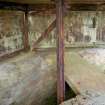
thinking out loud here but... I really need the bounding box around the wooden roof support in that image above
[0,1,102,12]
[0,1,27,11]
[56,0,65,104]
[32,19,56,50]
[0,48,24,61]
[23,11,30,51]
[0,1,104,12]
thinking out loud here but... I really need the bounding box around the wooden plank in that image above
[0,48,24,61]
[1,0,105,5]
[0,2,101,12]
[0,1,27,11]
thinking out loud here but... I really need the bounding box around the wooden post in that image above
[23,11,30,51]
[56,0,65,104]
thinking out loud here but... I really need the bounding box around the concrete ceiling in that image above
[0,0,105,4]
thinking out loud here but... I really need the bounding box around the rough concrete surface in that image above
[79,48,105,72]
[0,52,57,105]
[61,90,105,105]
[61,48,105,105]
[1,48,105,105]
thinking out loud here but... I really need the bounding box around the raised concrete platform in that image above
[65,52,105,94]
[46,49,105,94]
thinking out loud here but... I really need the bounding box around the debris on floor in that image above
[61,90,105,105]
[79,48,105,73]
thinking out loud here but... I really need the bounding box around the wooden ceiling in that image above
[0,0,50,4]
[0,0,105,12]
[0,0,105,4]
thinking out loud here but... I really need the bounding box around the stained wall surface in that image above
[0,10,24,56]
[28,11,105,48]
[1,11,105,55]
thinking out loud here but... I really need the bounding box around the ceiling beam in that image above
[28,4,104,16]
[0,1,105,12]
[28,3,98,11]
[0,1,27,11]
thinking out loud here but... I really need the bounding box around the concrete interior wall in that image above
[0,10,24,56]
[28,11,105,48]
[1,11,105,54]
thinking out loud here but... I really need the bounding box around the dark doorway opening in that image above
[65,82,76,101]
[43,82,76,105]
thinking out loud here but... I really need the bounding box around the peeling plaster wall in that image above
[29,11,105,48]
[0,10,24,56]
[1,11,105,53]
[28,14,56,48]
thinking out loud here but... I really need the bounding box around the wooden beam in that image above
[23,11,30,50]
[0,48,24,61]
[32,19,56,50]
[56,0,65,104]
[28,4,98,14]
[0,1,103,12]
[28,3,55,11]
[27,3,105,12]
[70,0,105,4]
[0,1,27,11]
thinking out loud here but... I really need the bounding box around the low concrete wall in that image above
[0,52,57,105]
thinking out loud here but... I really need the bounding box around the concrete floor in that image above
[0,51,57,105]
[0,48,105,105]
